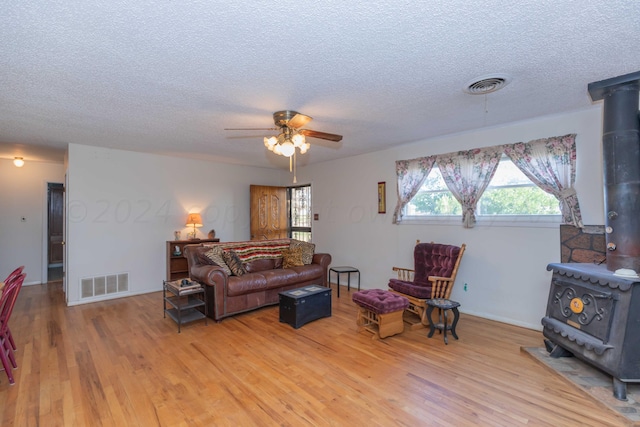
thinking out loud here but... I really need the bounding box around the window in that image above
[478,157,561,216]
[405,157,560,221]
[288,185,312,241]
[405,167,460,216]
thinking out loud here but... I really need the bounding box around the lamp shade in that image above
[185,213,203,228]
[279,140,295,157]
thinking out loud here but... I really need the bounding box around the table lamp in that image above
[185,213,203,239]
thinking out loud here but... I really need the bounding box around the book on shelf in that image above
[166,280,202,294]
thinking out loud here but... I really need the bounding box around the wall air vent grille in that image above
[80,273,129,299]
[464,74,512,95]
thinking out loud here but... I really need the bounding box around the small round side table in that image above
[426,298,461,344]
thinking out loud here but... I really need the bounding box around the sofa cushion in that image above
[290,240,315,265]
[203,247,232,276]
[223,250,246,276]
[258,269,302,288]
[226,273,268,296]
[244,258,277,273]
[288,264,324,282]
[274,257,283,269]
[282,247,304,268]
[259,264,323,289]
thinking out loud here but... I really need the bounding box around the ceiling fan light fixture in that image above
[292,133,305,147]
[279,140,295,157]
[227,109,342,182]
[264,130,306,158]
[264,136,277,150]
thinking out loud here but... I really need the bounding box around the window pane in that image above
[291,231,312,242]
[290,185,311,241]
[479,186,560,215]
[488,159,532,186]
[406,168,461,215]
[291,186,311,228]
[478,158,561,215]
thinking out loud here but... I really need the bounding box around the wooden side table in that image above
[426,298,461,344]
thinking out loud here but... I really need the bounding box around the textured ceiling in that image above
[2,1,640,168]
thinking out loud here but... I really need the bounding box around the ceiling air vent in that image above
[464,74,512,95]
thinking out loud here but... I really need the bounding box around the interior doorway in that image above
[47,182,64,283]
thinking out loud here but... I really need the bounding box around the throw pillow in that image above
[289,240,315,265]
[203,247,233,275]
[222,250,246,276]
[282,247,304,269]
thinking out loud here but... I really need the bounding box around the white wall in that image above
[65,144,285,305]
[301,107,605,330]
[0,159,65,285]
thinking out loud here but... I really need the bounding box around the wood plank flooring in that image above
[0,283,629,426]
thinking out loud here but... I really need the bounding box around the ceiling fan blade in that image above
[299,129,343,142]
[287,113,313,129]
[224,127,278,131]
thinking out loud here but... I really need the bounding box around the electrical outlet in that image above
[464,283,468,292]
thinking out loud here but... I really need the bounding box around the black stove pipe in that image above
[588,71,640,272]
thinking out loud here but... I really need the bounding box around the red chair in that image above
[2,266,24,351]
[0,272,25,385]
[3,266,24,285]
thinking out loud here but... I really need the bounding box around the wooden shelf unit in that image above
[166,239,219,281]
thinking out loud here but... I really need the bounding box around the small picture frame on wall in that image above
[378,181,386,214]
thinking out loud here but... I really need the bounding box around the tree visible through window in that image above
[406,156,560,217]
[289,185,312,241]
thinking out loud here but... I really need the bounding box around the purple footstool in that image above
[352,289,409,339]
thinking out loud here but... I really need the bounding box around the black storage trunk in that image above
[279,285,332,328]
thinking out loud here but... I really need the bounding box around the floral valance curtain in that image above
[393,133,583,228]
[392,156,436,224]
[437,147,503,228]
[504,133,582,227]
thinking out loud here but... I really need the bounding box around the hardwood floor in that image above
[0,283,628,426]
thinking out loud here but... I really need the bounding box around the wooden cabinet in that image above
[166,239,219,281]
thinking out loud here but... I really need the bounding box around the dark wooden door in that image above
[48,184,64,265]
[250,185,288,240]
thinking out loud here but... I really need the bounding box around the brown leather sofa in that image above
[184,239,332,321]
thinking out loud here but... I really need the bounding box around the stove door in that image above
[547,278,616,344]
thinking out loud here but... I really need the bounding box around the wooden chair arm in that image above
[428,276,455,299]
[392,266,414,281]
[428,276,454,283]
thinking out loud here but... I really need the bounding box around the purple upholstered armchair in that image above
[388,242,466,328]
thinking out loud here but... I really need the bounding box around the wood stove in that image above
[543,262,640,400]
[542,70,640,401]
